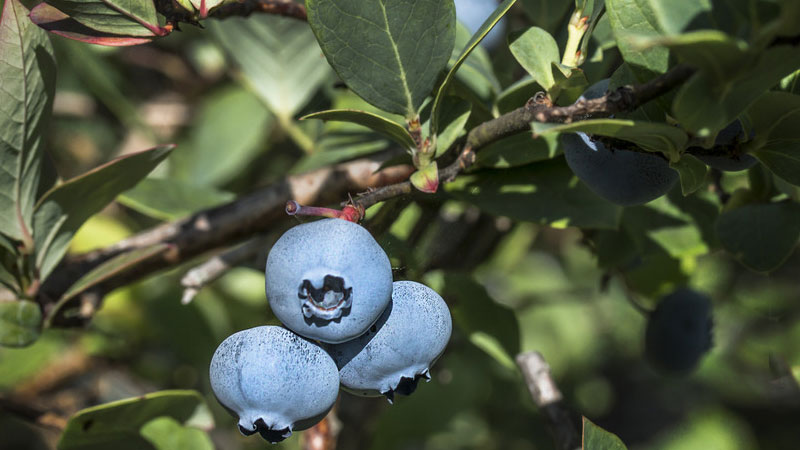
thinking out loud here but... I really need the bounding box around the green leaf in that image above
[629,30,748,83]
[495,77,540,114]
[0,0,56,244]
[306,0,456,117]
[33,145,174,280]
[431,0,515,135]
[475,133,560,168]
[509,26,561,93]
[118,178,235,222]
[445,158,623,229]
[670,153,708,195]
[582,417,628,450]
[301,109,416,150]
[58,390,210,450]
[60,244,169,305]
[747,91,800,143]
[170,86,273,187]
[449,22,502,105]
[0,300,41,347]
[532,119,688,158]
[441,273,520,370]
[44,0,163,37]
[753,141,800,187]
[606,0,668,80]
[673,45,800,137]
[422,96,472,157]
[29,2,152,46]
[209,13,331,120]
[715,202,800,273]
[647,0,710,35]
[140,417,214,450]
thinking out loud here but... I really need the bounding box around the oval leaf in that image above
[670,153,708,195]
[44,0,165,37]
[58,390,210,450]
[715,202,800,273]
[301,109,416,150]
[30,3,152,46]
[753,141,800,187]
[0,0,56,244]
[509,26,560,92]
[0,300,42,347]
[306,0,456,117]
[33,145,175,280]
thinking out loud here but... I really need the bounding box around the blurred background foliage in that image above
[1,0,800,449]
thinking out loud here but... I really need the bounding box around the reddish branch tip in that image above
[285,201,363,223]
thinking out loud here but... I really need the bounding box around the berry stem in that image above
[286,201,363,223]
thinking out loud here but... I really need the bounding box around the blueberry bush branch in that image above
[516,352,580,450]
[36,63,698,325]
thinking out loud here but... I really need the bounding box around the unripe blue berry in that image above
[562,79,679,206]
[265,218,393,344]
[209,326,339,443]
[325,281,452,403]
[645,288,714,375]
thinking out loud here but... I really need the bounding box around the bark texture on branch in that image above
[516,352,580,450]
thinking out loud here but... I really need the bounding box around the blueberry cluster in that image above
[209,218,452,443]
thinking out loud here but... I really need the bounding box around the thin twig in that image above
[180,236,267,305]
[516,352,580,450]
[352,64,697,212]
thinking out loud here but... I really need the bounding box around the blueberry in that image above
[455,0,506,50]
[562,79,679,206]
[645,288,714,375]
[265,218,393,344]
[209,326,339,443]
[694,120,757,172]
[325,281,452,403]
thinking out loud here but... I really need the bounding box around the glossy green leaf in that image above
[606,0,668,80]
[441,273,520,369]
[673,45,800,137]
[140,417,214,450]
[209,13,331,120]
[170,86,272,187]
[753,141,800,187]
[306,0,456,117]
[0,0,56,244]
[58,390,210,450]
[532,119,687,158]
[33,145,174,280]
[715,202,800,273]
[445,158,623,229]
[509,26,560,92]
[431,0,514,135]
[475,133,560,168]
[583,417,628,450]
[495,77,540,114]
[0,300,41,347]
[670,153,708,195]
[301,109,416,150]
[44,0,163,37]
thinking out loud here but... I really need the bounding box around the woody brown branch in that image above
[39,64,695,325]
